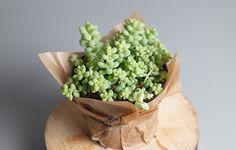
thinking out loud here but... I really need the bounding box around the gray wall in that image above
[0,0,235,149]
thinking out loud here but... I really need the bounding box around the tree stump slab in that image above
[45,93,199,150]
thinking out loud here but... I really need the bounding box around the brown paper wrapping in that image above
[38,12,182,150]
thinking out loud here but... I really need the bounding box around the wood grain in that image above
[45,93,199,150]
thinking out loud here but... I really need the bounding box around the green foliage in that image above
[61,19,171,110]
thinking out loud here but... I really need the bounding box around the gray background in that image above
[0,0,235,149]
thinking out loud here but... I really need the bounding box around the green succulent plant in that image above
[61,19,171,110]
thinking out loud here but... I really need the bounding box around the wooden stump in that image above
[45,93,199,150]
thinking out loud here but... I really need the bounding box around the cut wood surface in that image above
[45,93,199,150]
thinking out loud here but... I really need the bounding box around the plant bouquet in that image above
[39,12,198,150]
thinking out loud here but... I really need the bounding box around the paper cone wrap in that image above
[38,12,183,149]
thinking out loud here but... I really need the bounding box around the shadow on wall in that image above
[0,59,62,150]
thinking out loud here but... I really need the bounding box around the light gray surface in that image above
[0,0,235,149]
